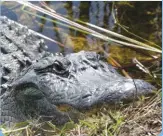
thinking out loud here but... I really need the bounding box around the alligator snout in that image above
[75,78,155,109]
[99,78,155,102]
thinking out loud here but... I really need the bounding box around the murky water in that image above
[1,1,162,84]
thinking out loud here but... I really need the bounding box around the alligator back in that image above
[0,16,48,92]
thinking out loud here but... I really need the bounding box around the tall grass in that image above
[16,1,162,53]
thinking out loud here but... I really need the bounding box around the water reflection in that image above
[2,1,161,50]
[115,1,162,45]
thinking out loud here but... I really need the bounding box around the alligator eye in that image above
[53,61,65,73]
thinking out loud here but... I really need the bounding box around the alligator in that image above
[0,16,155,126]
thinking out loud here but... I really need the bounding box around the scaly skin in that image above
[0,16,155,126]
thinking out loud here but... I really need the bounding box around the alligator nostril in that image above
[82,94,92,99]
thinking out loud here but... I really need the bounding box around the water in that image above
[1,1,162,84]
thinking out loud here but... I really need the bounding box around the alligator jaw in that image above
[72,78,155,109]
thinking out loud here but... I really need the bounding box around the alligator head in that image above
[7,51,155,125]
